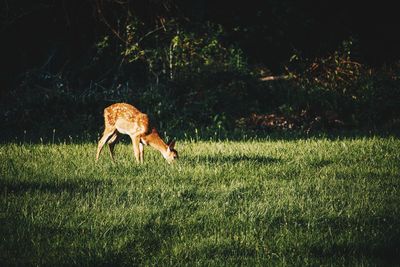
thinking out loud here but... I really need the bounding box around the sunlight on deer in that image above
[95,103,178,164]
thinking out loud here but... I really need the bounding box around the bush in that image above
[1,27,399,142]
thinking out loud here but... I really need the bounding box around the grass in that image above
[1,137,399,266]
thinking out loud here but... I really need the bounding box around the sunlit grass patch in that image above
[1,137,399,265]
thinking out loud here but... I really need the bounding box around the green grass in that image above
[1,137,400,266]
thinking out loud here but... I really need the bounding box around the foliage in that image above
[1,2,399,141]
[263,40,400,132]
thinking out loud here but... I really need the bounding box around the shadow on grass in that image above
[256,213,400,265]
[185,154,281,165]
[0,177,112,195]
[0,206,178,266]
[308,159,333,168]
[308,216,400,265]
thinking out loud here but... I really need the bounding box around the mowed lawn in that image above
[1,137,399,266]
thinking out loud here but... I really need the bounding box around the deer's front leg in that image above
[130,134,141,163]
[139,142,144,163]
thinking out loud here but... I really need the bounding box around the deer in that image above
[95,103,178,164]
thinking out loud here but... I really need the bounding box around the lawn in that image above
[1,137,399,265]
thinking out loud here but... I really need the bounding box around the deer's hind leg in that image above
[107,132,119,161]
[96,127,116,162]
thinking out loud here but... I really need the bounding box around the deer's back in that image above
[104,103,149,133]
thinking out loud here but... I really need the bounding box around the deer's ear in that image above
[168,140,176,149]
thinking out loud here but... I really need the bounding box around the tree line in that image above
[1,0,399,141]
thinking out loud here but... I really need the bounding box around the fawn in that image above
[95,103,178,164]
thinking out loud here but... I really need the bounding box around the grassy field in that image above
[1,137,399,266]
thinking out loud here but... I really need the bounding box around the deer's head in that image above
[163,140,178,164]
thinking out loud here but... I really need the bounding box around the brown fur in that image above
[96,103,177,163]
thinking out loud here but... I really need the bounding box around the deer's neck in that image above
[143,131,168,155]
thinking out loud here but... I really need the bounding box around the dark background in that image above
[1,0,399,141]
